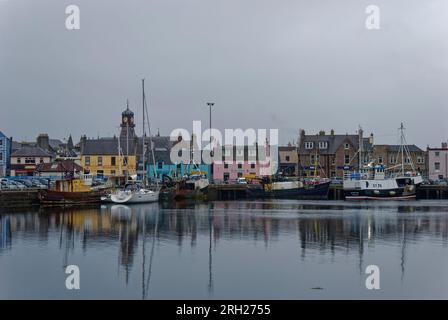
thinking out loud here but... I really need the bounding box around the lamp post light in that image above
[206,102,215,182]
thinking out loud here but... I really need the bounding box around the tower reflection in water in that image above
[1,200,448,298]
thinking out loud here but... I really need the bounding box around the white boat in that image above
[111,188,159,203]
[110,79,160,204]
[343,123,423,200]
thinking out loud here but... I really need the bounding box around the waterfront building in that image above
[10,146,53,176]
[35,159,84,178]
[278,145,298,176]
[0,131,12,177]
[80,104,139,178]
[372,144,427,177]
[146,134,211,180]
[212,144,271,182]
[297,129,373,179]
[427,142,448,181]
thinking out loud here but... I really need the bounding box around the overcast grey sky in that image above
[0,0,447,148]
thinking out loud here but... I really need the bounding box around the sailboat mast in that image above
[358,125,363,170]
[400,123,405,176]
[142,79,146,187]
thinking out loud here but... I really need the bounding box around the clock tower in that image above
[120,100,136,143]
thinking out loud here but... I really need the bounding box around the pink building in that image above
[212,145,273,182]
[427,142,448,181]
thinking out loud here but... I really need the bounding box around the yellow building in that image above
[80,104,139,177]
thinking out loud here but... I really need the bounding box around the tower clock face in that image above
[123,117,128,123]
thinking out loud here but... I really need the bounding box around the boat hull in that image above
[247,181,330,200]
[110,190,159,204]
[39,189,101,206]
[344,187,416,200]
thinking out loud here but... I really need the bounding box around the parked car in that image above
[237,177,248,185]
[19,180,34,188]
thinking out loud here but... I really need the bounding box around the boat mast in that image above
[126,99,130,183]
[358,125,363,170]
[118,133,122,175]
[400,123,405,176]
[142,79,146,187]
[143,79,159,188]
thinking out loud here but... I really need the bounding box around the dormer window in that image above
[305,142,314,149]
[318,142,328,149]
[344,143,349,150]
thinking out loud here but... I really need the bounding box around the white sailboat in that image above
[111,79,159,204]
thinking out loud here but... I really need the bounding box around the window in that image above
[0,139,2,146]
[435,162,440,171]
[310,155,320,164]
[417,157,423,164]
[344,154,350,165]
[344,143,349,150]
[224,163,229,169]
[305,142,314,149]
[223,172,230,181]
[25,157,35,164]
[111,170,116,176]
[111,157,116,166]
[405,157,411,164]
[236,149,243,157]
[331,157,335,165]
[251,163,255,169]
[435,151,440,157]
[318,141,328,149]
[157,162,163,169]
[237,172,243,178]
[17,158,21,164]
[85,156,90,166]
[97,170,104,176]
[390,155,396,164]
[224,148,231,157]
[378,157,383,164]
[39,158,44,164]
[97,156,102,166]
[309,171,314,177]
[123,156,128,166]
[331,171,336,178]
[285,155,290,162]
[237,163,242,169]
[249,149,256,157]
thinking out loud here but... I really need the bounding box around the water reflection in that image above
[0,200,448,299]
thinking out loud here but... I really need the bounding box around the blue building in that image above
[145,135,210,181]
[0,131,11,177]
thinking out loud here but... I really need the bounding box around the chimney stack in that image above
[36,133,49,150]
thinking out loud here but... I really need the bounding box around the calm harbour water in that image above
[1,200,447,299]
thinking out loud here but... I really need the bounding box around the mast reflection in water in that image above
[0,200,447,299]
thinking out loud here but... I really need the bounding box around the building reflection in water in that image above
[1,201,448,298]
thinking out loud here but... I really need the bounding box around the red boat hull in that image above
[38,189,101,206]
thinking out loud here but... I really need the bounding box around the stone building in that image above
[297,129,373,179]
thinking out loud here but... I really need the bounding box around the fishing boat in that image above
[39,178,102,206]
[110,79,160,204]
[173,173,209,200]
[246,175,330,200]
[343,123,423,200]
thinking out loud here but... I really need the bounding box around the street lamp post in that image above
[206,102,214,182]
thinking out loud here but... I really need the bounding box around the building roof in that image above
[82,138,120,156]
[11,146,53,157]
[279,146,297,152]
[385,145,424,153]
[298,134,361,155]
[49,139,64,150]
[36,160,83,173]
